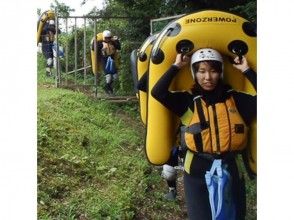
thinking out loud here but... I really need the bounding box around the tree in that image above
[49,0,75,17]
[230,0,257,23]
[37,8,41,17]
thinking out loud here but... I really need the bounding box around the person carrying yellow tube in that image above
[151,48,256,219]
[92,30,121,95]
[39,19,61,77]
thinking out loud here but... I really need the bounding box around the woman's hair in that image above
[192,60,223,75]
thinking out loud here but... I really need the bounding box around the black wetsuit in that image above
[151,65,257,220]
[41,23,60,62]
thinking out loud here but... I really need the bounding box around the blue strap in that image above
[216,165,224,217]
[205,159,225,220]
[105,56,116,74]
[205,171,216,219]
[52,42,64,58]
[206,159,236,220]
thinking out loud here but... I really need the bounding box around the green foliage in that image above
[37,8,41,17]
[236,155,257,220]
[37,54,55,85]
[60,27,93,72]
[49,0,75,17]
[230,1,257,23]
[151,16,182,35]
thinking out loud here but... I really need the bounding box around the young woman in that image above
[151,48,256,219]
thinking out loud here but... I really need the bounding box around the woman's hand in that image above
[173,53,190,69]
[233,56,250,73]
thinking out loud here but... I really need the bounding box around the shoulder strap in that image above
[194,95,207,129]
[193,95,207,152]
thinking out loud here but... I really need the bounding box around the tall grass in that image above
[37,87,186,219]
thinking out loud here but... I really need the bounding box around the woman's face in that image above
[104,37,111,42]
[195,62,221,91]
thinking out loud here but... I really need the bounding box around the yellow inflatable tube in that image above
[37,10,55,45]
[146,10,256,173]
[90,33,103,74]
[137,34,158,125]
[90,33,121,75]
[130,49,139,94]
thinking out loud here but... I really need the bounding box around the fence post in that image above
[83,18,87,85]
[65,18,68,85]
[55,9,60,87]
[74,18,78,85]
[93,19,98,98]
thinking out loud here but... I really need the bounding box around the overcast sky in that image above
[36,0,105,16]
[35,0,106,28]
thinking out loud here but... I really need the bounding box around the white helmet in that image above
[161,164,177,181]
[103,30,112,38]
[49,20,55,25]
[190,48,223,79]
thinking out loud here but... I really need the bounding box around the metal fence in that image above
[54,15,98,94]
[54,13,143,98]
[149,14,185,35]
[52,12,184,98]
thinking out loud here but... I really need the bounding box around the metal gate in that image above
[54,12,143,98]
[53,11,183,98]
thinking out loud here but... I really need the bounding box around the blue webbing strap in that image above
[105,56,116,74]
[205,159,224,220]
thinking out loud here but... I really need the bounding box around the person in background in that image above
[94,30,121,94]
[161,145,186,201]
[151,48,256,219]
[40,19,60,76]
[136,72,184,201]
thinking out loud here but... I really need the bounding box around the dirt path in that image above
[175,174,188,219]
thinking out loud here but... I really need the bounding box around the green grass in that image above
[38,55,256,220]
[37,87,185,219]
[37,54,56,85]
[38,88,143,219]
